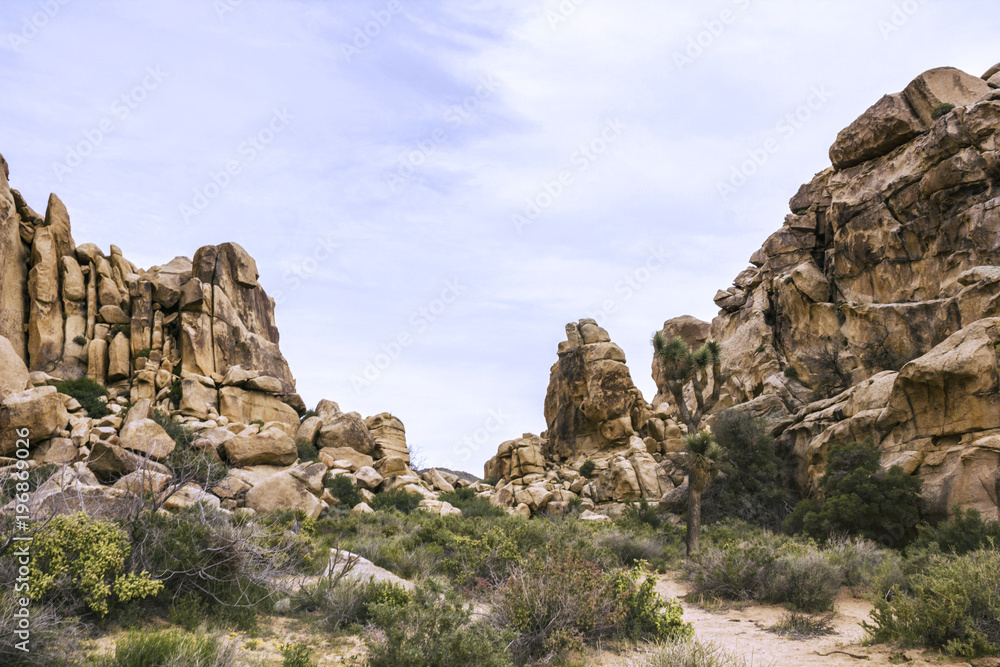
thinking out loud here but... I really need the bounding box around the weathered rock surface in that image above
[223,430,298,467]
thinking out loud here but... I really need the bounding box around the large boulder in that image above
[118,418,176,461]
[0,335,30,400]
[0,386,69,455]
[317,411,375,455]
[543,319,643,459]
[365,413,409,461]
[244,471,326,519]
[218,386,299,434]
[223,429,298,466]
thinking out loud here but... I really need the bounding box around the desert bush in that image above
[622,497,664,530]
[127,506,306,630]
[932,102,956,120]
[366,581,514,667]
[580,460,596,478]
[293,566,409,631]
[783,440,921,547]
[825,536,903,597]
[325,475,362,509]
[27,512,161,617]
[439,487,505,518]
[54,377,109,418]
[491,549,690,662]
[167,591,209,632]
[90,628,246,667]
[295,439,319,462]
[0,590,81,667]
[706,409,792,530]
[915,505,1000,555]
[279,642,316,667]
[866,547,1000,657]
[152,409,196,448]
[763,552,842,612]
[627,637,774,667]
[687,534,783,603]
[370,488,423,514]
[769,611,835,640]
[596,530,665,568]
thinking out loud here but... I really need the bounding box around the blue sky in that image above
[2,0,997,473]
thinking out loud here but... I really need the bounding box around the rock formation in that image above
[0,155,475,521]
[488,63,1000,522]
[485,320,686,516]
[696,64,1000,521]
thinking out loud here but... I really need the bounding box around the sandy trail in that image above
[610,573,979,667]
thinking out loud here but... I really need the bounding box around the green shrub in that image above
[167,380,182,406]
[167,591,208,632]
[127,507,305,630]
[931,102,956,120]
[763,552,842,613]
[622,497,664,530]
[294,573,408,630]
[597,530,665,568]
[687,533,784,603]
[491,549,690,662]
[706,409,791,530]
[579,460,596,478]
[73,335,88,346]
[915,506,1000,555]
[133,347,152,360]
[90,628,243,667]
[440,487,505,518]
[325,475,362,509]
[825,536,903,597]
[28,512,162,617]
[783,365,798,379]
[866,547,1000,657]
[783,440,922,547]
[280,643,316,667]
[295,439,319,462]
[366,582,514,667]
[54,377,109,418]
[370,489,423,514]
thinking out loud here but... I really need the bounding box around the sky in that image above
[1,0,997,474]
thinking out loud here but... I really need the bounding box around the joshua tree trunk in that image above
[686,481,702,556]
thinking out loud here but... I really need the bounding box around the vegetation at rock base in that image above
[783,440,923,547]
[324,474,363,509]
[704,409,791,531]
[54,377,110,418]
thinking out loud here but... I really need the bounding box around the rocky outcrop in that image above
[701,65,1000,520]
[485,322,686,515]
[542,319,647,459]
[0,152,459,522]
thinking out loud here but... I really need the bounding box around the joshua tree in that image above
[651,332,724,433]
[683,430,723,556]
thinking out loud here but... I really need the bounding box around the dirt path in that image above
[605,573,979,667]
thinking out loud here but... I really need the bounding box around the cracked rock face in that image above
[704,66,1000,520]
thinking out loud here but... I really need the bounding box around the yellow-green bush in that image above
[29,512,161,616]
